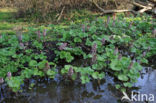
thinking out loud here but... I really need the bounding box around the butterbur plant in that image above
[129,21,133,29]
[128,60,134,70]
[19,42,25,49]
[17,34,23,42]
[142,51,146,57]
[7,72,12,80]
[82,24,85,32]
[92,54,97,64]
[112,19,115,26]
[0,78,4,84]
[59,43,67,50]
[36,30,41,39]
[153,29,156,35]
[68,67,74,77]
[87,26,90,31]
[0,14,155,93]
[43,29,47,36]
[44,62,50,72]
[106,16,110,26]
[118,54,122,60]
[102,38,105,45]
[113,13,116,20]
[114,47,118,55]
[91,43,97,54]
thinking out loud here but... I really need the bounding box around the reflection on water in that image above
[134,67,156,98]
[1,67,156,103]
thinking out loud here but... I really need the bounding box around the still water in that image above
[1,67,156,103]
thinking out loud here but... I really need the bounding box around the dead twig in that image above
[133,2,147,8]
[92,0,133,14]
[57,6,65,22]
[139,7,152,13]
[133,1,152,13]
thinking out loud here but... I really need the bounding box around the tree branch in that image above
[92,0,133,14]
[57,6,65,22]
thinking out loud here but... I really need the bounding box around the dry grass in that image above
[12,0,108,15]
[1,0,133,21]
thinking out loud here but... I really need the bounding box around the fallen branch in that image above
[57,6,65,22]
[139,7,152,13]
[92,0,133,14]
[133,2,147,8]
[133,1,152,13]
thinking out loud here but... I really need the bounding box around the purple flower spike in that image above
[113,13,116,21]
[106,16,110,25]
[114,47,118,55]
[92,43,97,54]
[102,38,105,45]
[7,72,12,80]
[82,24,85,32]
[129,22,133,29]
[68,67,74,76]
[43,29,47,36]
[18,35,23,42]
[112,20,115,26]
[59,43,67,50]
[0,78,4,84]
[118,54,122,60]
[153,29,156,35]
[19,42,25,49]
[137,60,140,64]
[92,54,97,64]
[87,26,90,31]
[148,46,151,51]
[44,62,50,71]
[36,30,41,38]
[128,60,134,70]
[0,35,2,39]
[142,51,146,57]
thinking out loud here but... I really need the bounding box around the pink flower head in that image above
[59,43,67,50]
[68,67,74,76]
[7,72,12,79]
[102,38,105,45]
[43,29,47,36]
[92,43,97,54]
[0,78,4,84]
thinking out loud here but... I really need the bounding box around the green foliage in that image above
[0,14,155,92]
